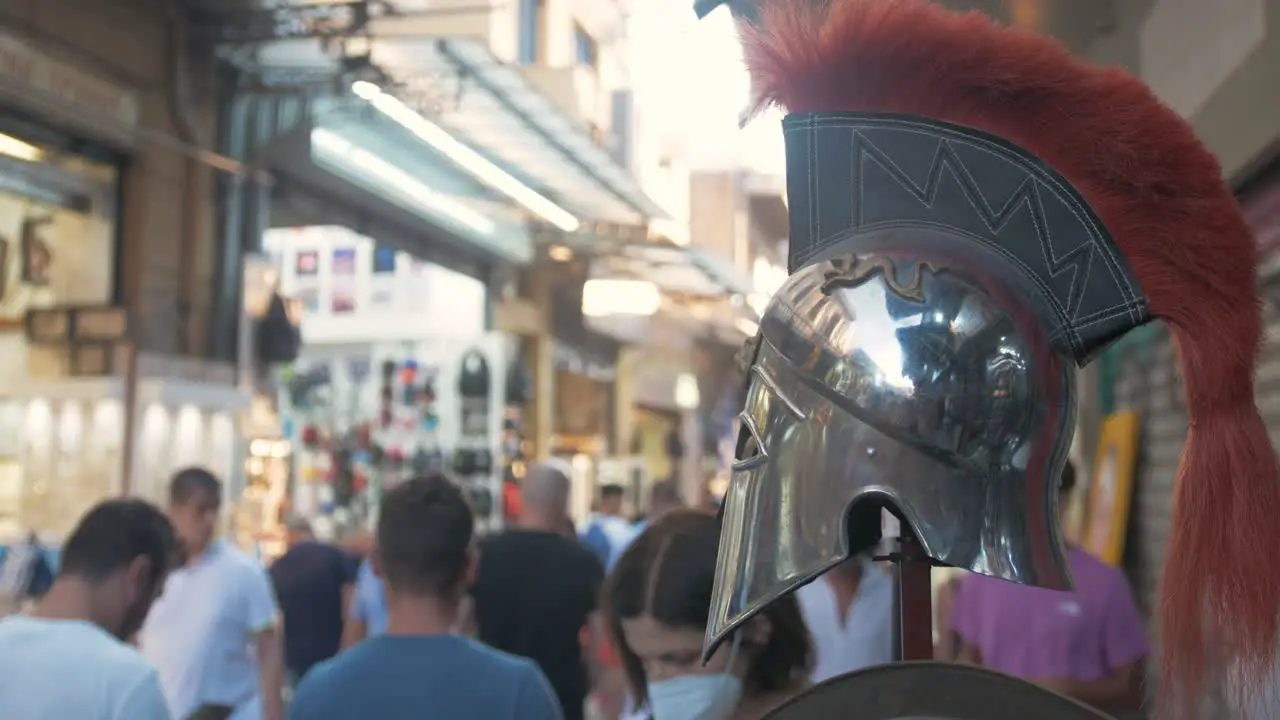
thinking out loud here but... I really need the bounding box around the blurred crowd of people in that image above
[0,458,1150,719]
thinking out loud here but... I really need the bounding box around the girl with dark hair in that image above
[605,510,811,719]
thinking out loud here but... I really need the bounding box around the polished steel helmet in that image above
[704,112,1152,656]
[695,0,1280,712]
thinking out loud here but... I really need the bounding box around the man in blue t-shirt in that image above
[289,473,561,720]
[606,480,685,570]
[341,559,387,646]
[579,484,632,567]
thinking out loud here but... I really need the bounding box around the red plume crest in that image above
[736,0,1280,714]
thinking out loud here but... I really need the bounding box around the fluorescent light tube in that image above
[312,127,496,236]
[351,81,580,232]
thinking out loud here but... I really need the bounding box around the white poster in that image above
[0,190,113,321]
[330,246,358,314]
[368,244,399,309]
[405,258,431,311]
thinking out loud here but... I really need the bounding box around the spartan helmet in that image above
[703,112,1152,657]
[696,0,1280,712]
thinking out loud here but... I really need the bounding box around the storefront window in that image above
[0,133,117,322]
[261,226,505,536]
[0,121,121,542]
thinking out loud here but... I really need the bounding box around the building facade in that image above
[0,0,236,540]
[0,0,226,360]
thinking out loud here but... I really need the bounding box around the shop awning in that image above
[234,6,664,234]
[579,240,761,346]
[587,242,755,299]
[310,110,534,263]
[262,107,534,268]
[364,37,667,226]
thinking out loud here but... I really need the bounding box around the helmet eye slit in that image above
[735,422,762,461]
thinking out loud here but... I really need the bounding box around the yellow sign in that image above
[1083,411,1141,566]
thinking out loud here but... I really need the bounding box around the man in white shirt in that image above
[796,554,895,683]
[141,467,284,720]
[0,498,176,719]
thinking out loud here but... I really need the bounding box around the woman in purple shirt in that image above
[950,461,1149,713]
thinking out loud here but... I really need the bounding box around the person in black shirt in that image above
[471,461,604,720]
[270,516,357,683]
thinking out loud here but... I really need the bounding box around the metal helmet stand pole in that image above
[882,526,934,661]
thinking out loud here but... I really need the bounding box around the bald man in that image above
[470,462,604,720]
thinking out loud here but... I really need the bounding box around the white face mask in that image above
[646,673,743,720]
[645,632,744,719]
